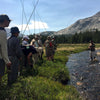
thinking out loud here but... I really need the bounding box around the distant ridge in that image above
[39,31,56,36]
[54,11,100,35]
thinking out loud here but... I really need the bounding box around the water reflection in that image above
[66,50,100,100]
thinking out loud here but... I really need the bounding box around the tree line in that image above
[41,29,100,44]
[20,29,100,44]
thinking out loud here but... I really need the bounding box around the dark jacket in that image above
[89,43,95,51]
[7,35,22,59]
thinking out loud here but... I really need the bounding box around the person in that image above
[7,27,22,86]
[88,40,96,61]
[22,35,30,46]
[38,35,43,47]
[51,36,57,61]
[37,35,44,61]
[0,14,11,85]
[44,36,54,61]
[30,35,43,63]
[32,35,39,47]
[21,35,37,68]
[30,35,35,47]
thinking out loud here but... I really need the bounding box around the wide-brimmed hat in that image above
[22,35,29,40]
[0,14,11,22]
[11,27,20,34]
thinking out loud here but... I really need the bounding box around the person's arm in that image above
[38,40,42,47]
[88,43,91,50]
[0,31,11,64]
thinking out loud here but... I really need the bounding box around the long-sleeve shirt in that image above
[38,39,43,47]
[22,40,29,46]
[0,28,10,64]
[7,35,22,59]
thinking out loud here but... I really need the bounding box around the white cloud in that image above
[10,20,49,31]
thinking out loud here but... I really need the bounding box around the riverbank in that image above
[66,49,100,100]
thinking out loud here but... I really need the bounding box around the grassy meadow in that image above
[1,43,100,100]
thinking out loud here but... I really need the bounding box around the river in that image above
[66,50,100,100]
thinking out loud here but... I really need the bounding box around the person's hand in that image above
[6,62,11,67]
[6,62,11,72]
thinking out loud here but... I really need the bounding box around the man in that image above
[38,35,43,47]
[30,35,40,64]
[0,14,11,84]
[51,36,57,61]
[30,35,44,63]
[7,27,22,85]
[88,40,96,61]
[44,36,54,61]
[37,35,43,61]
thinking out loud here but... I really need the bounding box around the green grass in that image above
[1,43,94,100]
[1,77,81,100]
[37,61,70,84]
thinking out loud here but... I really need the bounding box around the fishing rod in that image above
[22,0,40,34]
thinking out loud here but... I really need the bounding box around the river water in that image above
[66,50,100,100]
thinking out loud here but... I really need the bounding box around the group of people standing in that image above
[21,34,43,68]
[0,14,21,86]
[0,14,57,86]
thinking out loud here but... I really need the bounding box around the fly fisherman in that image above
[88,40,96,61]
[7,27,22,86]
[0,14,11,85]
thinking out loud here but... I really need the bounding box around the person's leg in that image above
[0,76,2,84]
[27,52,32,65]
[41,50,43,63]
[0,59,5,85]
[24,55,27,67]
[8,57,19,86]
[93,51,96,59]
[27,52,33,68]
[90,51,93,61]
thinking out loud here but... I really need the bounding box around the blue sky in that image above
[0,0,100,35]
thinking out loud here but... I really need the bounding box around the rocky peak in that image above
[93,11,100,17]
[55,11,100,35]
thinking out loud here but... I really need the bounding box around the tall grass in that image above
[1,77,81,100]
[0,43,93,100]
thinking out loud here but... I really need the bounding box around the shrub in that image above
[37,61,70,85]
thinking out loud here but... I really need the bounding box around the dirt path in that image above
[66,50,100,100]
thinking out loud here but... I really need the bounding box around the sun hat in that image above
[22,35,30,40]
[11,27,20,34]
[0,14,11,22]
